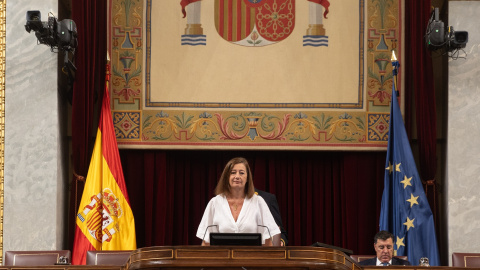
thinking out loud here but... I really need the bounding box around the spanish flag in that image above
[72,63,136,265]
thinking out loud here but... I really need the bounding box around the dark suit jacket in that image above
[255,189,288,245]
[358,257,411,266]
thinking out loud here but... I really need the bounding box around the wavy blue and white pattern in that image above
[303,35,328,47]
[181,35,207,46]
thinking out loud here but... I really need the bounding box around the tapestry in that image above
[109,0,402,150]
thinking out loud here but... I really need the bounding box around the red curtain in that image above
[120,150,386,254]
[69,0,107,250]
[404,0,438,219]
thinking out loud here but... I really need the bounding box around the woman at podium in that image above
[196,157,281,246]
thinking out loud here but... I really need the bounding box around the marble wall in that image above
[447,0,480,264]
[4,0,66,253]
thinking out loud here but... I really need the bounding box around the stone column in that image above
[306,2,326,36]
[184,1,203,35]
[4,0,67,253]
[448,1,480,265]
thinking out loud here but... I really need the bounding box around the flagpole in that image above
[379,49,441,266]
[391,50,399,97]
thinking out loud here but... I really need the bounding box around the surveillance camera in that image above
[25,10,43,33]
[25,10,78,52]
[26,10,41,22]
[425,7,469,56]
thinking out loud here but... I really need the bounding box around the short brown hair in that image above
[215,157,255,198]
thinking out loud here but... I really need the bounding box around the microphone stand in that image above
[202,224,219,243]
[257,225,273,244]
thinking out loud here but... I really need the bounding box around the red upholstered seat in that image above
[86,250,132,265]
[4,250,71,266]
[452,252,480,267]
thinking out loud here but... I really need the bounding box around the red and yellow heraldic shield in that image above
[72,66,136,265]
[215,0,295,43]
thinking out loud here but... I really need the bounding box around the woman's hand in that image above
[263,238,273,246]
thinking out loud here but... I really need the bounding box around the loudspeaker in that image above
[451,31,468,49]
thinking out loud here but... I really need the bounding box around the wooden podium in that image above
[1,247,480,270]
[127,245,361,270]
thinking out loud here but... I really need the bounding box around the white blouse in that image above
[196,194,281,244]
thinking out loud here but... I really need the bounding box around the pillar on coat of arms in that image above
[306,1,326,36]
[184,1,204,35]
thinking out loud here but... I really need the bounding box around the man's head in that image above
[373,231,394,263]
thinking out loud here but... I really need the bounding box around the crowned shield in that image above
[214,0,295,47]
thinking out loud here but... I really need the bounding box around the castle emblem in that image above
[77,188,124,243]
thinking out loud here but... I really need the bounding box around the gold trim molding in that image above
[0,0,5,265]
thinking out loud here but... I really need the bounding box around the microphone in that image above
[202,224,219,243]
[257,225,273,243]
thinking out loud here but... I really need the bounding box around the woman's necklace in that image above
[229,197,242,211]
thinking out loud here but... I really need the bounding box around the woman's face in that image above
[229,163,247,191]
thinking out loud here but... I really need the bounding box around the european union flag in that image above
[379,60,440,266]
